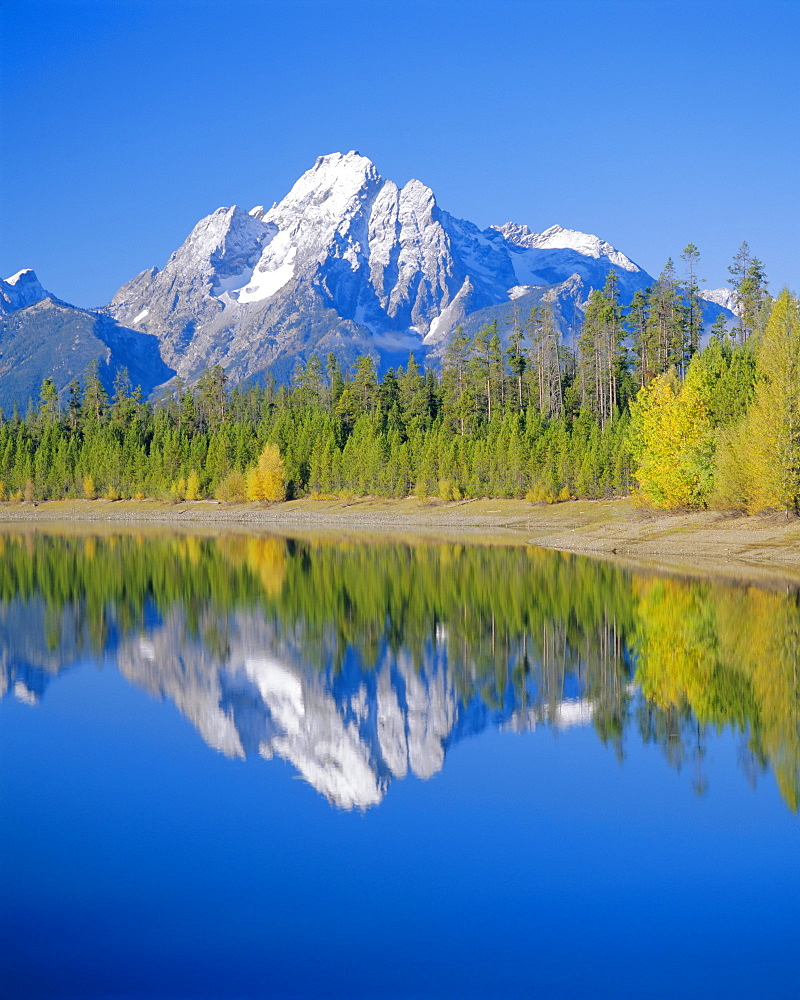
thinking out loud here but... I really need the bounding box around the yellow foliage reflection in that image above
[634,575,800,811]
[245,537,286,597]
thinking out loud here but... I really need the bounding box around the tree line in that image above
[0,241,796,511]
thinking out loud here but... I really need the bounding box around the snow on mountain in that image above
[109,205,274,369]
[492,221,648,304]
[2,153,737,399]
[0,268,49,314]
[494,222,639,271]
[105,151,655,384]
[700,287,739,315]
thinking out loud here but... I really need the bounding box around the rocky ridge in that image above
[106,151,659,383]
[1,152,737,401]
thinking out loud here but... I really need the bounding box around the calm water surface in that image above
[0,530,798,999]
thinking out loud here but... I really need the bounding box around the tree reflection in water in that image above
[0,529,797,810]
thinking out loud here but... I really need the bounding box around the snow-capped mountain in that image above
[1,152,737,402]
[0,268,49,315]
[107,151,654,383]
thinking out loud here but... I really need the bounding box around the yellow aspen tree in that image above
[629,364,714,508]
[185,469,201,501]
[246,444,286,502]
[738,290,800,513]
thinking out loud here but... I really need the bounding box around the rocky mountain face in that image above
[106,151,657,385]
[0,269,49,315]
[2,152,736,404]
[0,290,175,414]
[700,287,739,314]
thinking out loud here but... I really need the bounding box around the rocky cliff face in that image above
[0,269,49,315]
[105,151,656,384]
[0,295,175,414]
[3,152,735,401]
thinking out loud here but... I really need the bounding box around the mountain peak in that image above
[0,268,49,315]
[270,151,382,223]
[101,153,661,388]
[6,268,39,286]
[306,150,380,191]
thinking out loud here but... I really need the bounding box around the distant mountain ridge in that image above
[0,151,736,407]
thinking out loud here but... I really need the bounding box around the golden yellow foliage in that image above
[437,478,461,501]
[215,470,247,503]
[634,574,800,812]
[737,290,800,513]
[526,485,557,504]
[629,366,714,508]
[184,469,201,501]
[246,444,286,502]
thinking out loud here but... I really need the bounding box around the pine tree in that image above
[739,257,770,342]
[397,353,428,430]
[710,311,729,345]
[196,365,227,430]
[578,273,624,427]
[81,361,108,424]
[680,243,703,363]
[352,355,379,415]
[726,242,769,345]
[627,289,651,387]
[38,378,60,427]
[646,259,685,376]
[325,353,345,410]
[441,327,472,434]
[505,304,527,410]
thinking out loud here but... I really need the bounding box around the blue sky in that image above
[2,0,798,307]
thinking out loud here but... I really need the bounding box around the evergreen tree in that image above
[505,304,527,410]
[578,272,624,427]
[441,327,472,434]
[646,259,685,376]
[680,243,703,363]
[627,289,651,387]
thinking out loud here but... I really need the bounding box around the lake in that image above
[1,529,798,999]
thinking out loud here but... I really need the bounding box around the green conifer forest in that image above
[1,247,796,514]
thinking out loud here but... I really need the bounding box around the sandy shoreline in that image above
[3,495,800,585]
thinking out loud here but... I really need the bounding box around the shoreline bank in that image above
[2,496,800,586]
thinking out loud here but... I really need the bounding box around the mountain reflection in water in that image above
[1,530,798,811]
